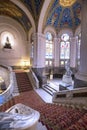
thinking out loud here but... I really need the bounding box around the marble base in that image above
[74,78,87,88]
[62,75,72,86]
[59,82,70,91]
[74,72,87,88]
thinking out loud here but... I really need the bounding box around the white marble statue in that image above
[65,60,72,77]
[62,60,72,86]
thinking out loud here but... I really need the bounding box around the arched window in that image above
[30,34,34,58]
[77,33,81,67]
[60,33,70,66]
[45,32,54,66]
[29,34,34,66]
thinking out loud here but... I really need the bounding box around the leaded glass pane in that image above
[60,33,70,66]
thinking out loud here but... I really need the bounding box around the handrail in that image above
[0,65,14,104]
[52,87,87,107]
[28,69,39,89]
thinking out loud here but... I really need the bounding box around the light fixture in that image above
[60,0,76,7]
[21,60,30,70]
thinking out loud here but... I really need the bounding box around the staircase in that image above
[15,72,33,93]
[42,84,57,96]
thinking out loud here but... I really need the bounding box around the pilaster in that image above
[70,37,77,68]
[54,37,60,67]
[32,33,46,68]
[74,0,87,88]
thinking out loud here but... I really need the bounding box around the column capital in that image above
[32,33,45,40]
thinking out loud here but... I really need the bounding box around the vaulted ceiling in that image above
[21,0,44,23]
[46,0,81,31]
[0,0,32,32]
[0,0,81,33]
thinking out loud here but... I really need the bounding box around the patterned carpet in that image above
[1,91,87,130]
[15,72,33,92]
[0,72,87,130]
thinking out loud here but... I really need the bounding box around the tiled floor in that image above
[35,88,52,103]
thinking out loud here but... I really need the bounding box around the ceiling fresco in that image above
[46,0,81,30]
[21,0,44,25]
[60,0,76,7]
[0,0,81,32]
[0,0,32,32]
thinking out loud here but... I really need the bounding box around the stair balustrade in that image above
[0,65,14,104]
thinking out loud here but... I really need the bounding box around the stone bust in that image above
[3,37,12,49]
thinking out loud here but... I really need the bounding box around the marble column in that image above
[70,37,77,68]
[54,37,60,67]
[32,33,47,86]
[32,33,45,68]
[74,0,87,88]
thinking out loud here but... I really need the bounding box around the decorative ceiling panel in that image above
[21,0,44,24]
[46,0,81,30]
[60,0,76,7]
[0,0,32,32]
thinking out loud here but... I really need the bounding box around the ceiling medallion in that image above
[60,0,76,7]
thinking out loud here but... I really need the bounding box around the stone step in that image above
[42,86,53,96]
[15,72,33,92]
[45,84,57,93]
[42,83,58,96]
[37,122,47,130]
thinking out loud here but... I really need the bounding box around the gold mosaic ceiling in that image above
[46,0,81,30]
[0,0,81,32]
[60,0,76,7]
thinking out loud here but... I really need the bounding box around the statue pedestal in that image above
[59,75,73,91]
[62,75,72,86]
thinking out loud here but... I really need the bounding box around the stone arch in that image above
[58,28,73,38]
[44,25,56,37]
[28,28,34,43]
[0,16,29,66]
[75,25,81,36]
[38,0,51,33]
[10,0,36,33]
[0,16,26,41]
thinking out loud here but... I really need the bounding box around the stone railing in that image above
[28,69,39,89]
[0,65,14,104]
[52,87,87,107]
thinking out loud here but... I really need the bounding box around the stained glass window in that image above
[60,33,70,66]
[77,33,81,66]
[45,32,53,59]
[45,32,54,66]
[31,41,34,58]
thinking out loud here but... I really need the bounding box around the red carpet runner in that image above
[15,72,33,92]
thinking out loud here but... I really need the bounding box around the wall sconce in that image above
[21,61,30,70]
[3,36,12,49]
